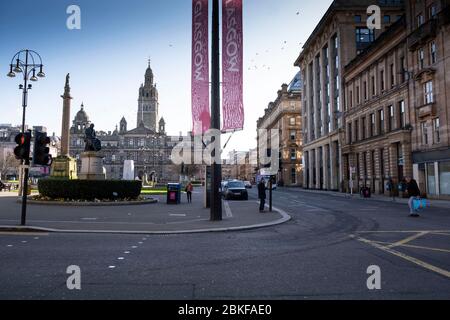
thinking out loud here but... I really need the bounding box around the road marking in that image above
[355,236,450,279]
[169,214,186,217]
[386,231,429,249]
[6,245,13,247]
[21,240,27,243]
[224,201,233,218]
[430,232,450,236]
[124,251,130,254]
[131,246,138,249]
[370,240,450,253]
[356,230,450,234]
[118,257,124,260]
[81,218,98,221]
[138,242,143,244]
[108,266,116,269]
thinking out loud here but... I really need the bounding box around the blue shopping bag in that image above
[413,198,428,211]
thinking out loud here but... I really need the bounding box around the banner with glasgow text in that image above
[191,0,210,135]
[222,0,244,132]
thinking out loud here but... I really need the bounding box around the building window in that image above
[348,122,352,144]
[424,81,434,104]
[356,86,360,104]
[290,117,296,126]
[371,75,376,96]
[379,109,384,134]
[418,48,425,69]
[390,63,395,88]
[433,118,440,144]
[290,130,296,141]
[384,15,391,23]
[439,161,450,195]
[400,56,406,82]
[355,119,359,141]
[430,42,437,64]
[399,100,406,128]
[355,15,362,23]
[428,4,437,19]
[349,90,353,109]
[290,149,297,160]
[417,13,424,27]
[370,113,375,137]
[291,168,297,184]
[421,122,428,145]
[362,116,367,140]
[388,105,395,131]
[363,81,368,100]
[380,70,385,91]
[356,27,374,53]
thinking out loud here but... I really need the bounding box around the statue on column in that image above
[84,123,102,152]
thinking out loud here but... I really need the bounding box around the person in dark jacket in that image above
[258,179,266,212]
[406,177,421,217]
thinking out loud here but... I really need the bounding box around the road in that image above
[1,187,450,299]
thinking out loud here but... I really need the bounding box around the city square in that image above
[0,0,449,307]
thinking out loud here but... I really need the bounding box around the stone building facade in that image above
[69,64,189,183]
[294,0,405,191]
[342,17,412,195]
[406,0,450,199]
[256,72,303,187]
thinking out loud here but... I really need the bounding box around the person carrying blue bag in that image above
[406,177,421,217]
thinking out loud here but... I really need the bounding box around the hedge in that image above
[38,179,142,200]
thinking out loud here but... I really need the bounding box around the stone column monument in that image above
[51,74,78,179]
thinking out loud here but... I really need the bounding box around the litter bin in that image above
[167,183,181,204]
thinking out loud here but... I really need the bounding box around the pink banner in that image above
[222,0,244,132]
[191,0,210,135]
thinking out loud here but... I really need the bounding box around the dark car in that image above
[223,180,248,200]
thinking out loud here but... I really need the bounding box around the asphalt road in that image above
[1,187,449,299]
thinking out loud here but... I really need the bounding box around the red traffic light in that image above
[13,132,32,162]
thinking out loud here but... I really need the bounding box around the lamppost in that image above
[7,49,45,226]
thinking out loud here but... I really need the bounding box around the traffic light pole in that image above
[210,0,222,221]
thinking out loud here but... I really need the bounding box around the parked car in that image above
[222,180,248,200]
[244,181,252,189]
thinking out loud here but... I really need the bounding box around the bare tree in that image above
[0,152,19,181]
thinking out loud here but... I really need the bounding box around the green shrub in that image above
[38,179,142,200]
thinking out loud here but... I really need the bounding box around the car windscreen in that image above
[227,182,245,188]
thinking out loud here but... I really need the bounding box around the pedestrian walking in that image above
[185,182,193,203]
[258,178,266,212]
[406,177,421,217]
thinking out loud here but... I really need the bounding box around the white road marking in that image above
[117,257,124,260]
[355,235,450,279]
[124,251,130,254]
[81,218,98,221]
[369,240,450,253]
[169,214,186,217]
[138,242,143,244]
[224,201,233,218]
[131,246,138,249]
[21,241,27,243]
[7,245,13,247]
[108,266,116,269]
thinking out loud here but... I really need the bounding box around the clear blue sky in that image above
[0,0,333,152]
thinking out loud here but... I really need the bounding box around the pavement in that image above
[1,187,449,299]
[0,189,289,234]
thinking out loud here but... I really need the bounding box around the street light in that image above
[6,49,45,226]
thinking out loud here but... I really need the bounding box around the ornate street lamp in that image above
[6,49,45,226]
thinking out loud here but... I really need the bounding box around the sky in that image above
[0,0,333,153]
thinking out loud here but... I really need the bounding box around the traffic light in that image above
[33,131,53,166]
[14,132,31,163]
